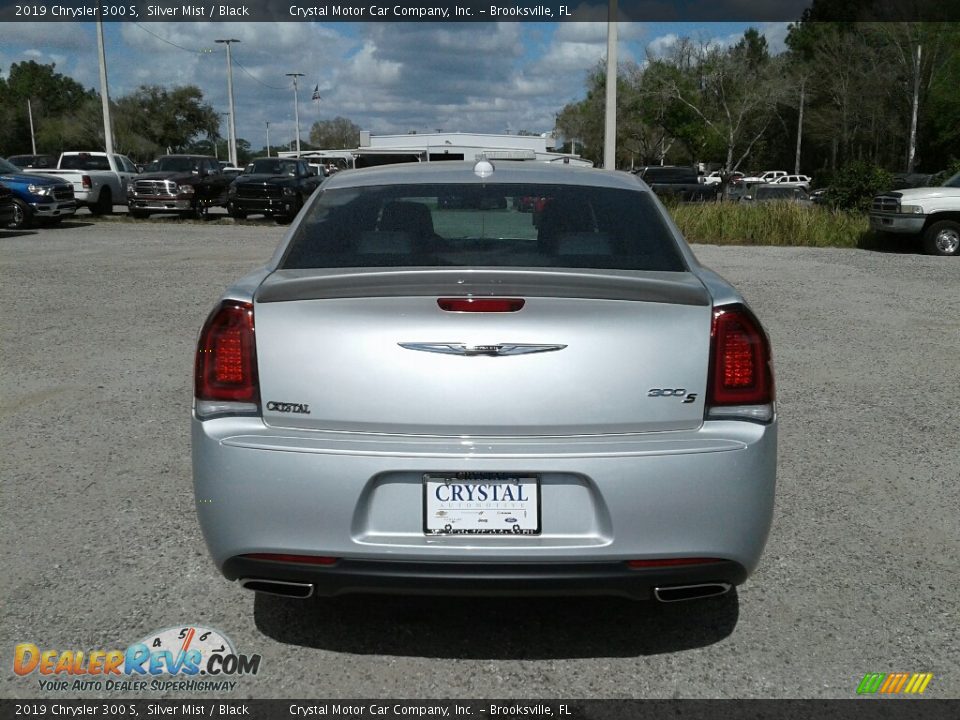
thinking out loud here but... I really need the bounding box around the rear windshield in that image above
[59,154,110,171]
[281,183,686,272]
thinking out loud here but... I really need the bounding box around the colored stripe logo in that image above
[857,673,933,695]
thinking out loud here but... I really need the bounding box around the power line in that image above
[130,23,292,92]
[133,23,213,55]
[233,58,292,91]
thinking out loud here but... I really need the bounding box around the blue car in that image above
[0,157,76,229]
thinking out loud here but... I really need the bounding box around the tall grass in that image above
[666,201,870,248]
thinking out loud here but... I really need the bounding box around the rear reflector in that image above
[195,300,259,405]
[627,558,724,569]
[243,553,338,566]
[707,304,774,408]
[438,298,525,312]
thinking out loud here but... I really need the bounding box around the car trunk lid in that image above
[253,268,712,436]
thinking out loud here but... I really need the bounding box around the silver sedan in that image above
[192,160,777,603]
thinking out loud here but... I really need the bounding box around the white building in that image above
[280,131,592,169]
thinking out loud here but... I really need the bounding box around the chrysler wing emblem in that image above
[399,342,567,357]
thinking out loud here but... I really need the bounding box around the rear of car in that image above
[192,162,776,602]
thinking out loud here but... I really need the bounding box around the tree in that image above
[0,61,94,155]
[308,117,361,149]
[647,33,787,171]
[113,85,220,157]
[556,60,667,168]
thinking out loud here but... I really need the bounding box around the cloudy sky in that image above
[0,20,791,150]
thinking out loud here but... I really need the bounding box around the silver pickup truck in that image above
[33,151,140,215]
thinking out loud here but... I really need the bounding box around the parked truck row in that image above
[5,152,959,256]
[1,151,327,229]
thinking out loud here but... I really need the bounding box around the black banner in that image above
[1,0,960,23]
[2,700,960,720]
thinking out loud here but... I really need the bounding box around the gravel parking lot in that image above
[1,217,957,699]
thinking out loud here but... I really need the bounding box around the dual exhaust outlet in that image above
[238,578,732,602]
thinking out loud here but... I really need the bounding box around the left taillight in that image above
[194,300,260,419]
[81,175,92,189]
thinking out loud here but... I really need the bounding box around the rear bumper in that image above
[224,556,747,600]
[193,418,776,598]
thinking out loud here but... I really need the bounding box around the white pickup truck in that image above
[869,171,960,256]
[34,151,140,215]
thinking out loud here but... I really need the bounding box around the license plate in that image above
[423,473,541,535]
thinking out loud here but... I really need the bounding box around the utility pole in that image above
[96,20,114,156]
[794,78,805,175]
[266,122,271,157]
[27,99,37,154]
[603,0,618,170]
[215,39,240,167]
[286,73,305,156]
[907,43,921,173]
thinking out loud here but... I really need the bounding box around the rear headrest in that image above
[379,201,435,237]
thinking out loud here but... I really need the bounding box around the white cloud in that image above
[646,33,681,58]
[0,20,795,153]
[0,22,92,50]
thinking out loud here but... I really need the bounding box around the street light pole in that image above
[603,0,618,170]
[286,73,304,156]
[96,19,115,156]
[266,122,271,157]
[215,39,240,167]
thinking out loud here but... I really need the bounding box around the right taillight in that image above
[194,300,260,419]
[706,304,774,422]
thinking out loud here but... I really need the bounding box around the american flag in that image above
[311,85,322,102]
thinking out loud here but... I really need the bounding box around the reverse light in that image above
[194,300,260,419]
[438,298,525,312]
[706,304,774,422]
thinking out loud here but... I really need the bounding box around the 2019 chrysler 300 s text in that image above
[192,160,776,603]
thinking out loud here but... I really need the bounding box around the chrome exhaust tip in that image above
[653,583,732,602]
[239,578,314,599]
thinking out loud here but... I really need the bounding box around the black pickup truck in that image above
[226,157,323,223]
[634,166,717,202]
[127,155,233,219]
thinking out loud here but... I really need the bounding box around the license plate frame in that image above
[422,472,541,536]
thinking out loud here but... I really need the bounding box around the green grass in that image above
[666,201,870,248]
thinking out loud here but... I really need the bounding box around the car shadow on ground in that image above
[1,229,39,238]
[856,231,922,255]
[40,220,95,230]
[253,591,739,659]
